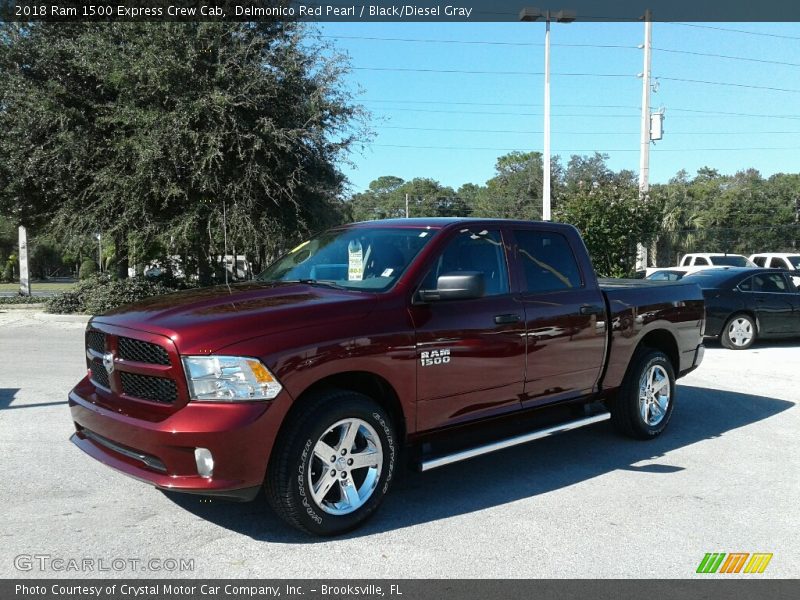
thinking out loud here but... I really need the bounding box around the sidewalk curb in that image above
[0,303,46,310]
[32,312,91,324]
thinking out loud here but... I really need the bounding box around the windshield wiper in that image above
[297,278,346,290]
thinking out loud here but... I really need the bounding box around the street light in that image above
[519,7,575,222]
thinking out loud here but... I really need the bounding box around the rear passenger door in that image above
[511,228,607,407]
[741,273,797,334]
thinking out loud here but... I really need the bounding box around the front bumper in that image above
[68,382,280,500]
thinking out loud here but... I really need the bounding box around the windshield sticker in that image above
[419,231,428,237]
[381,268,394,277]
[348,239,363,281]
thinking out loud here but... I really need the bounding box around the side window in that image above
[753,273,790,293]
[515,230,582,293]
[739,277,753,292]
[753,256,767,267]
[680,256,690,266]
[420,229,509,296]
[779,258,792,269]
[696,257,710,266]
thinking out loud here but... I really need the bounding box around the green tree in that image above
[0,21,364,283]
[555,167,662,277]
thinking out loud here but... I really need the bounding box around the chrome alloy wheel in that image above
[727,317,754,347]
[638,365,670,426]
[307,418,383,515]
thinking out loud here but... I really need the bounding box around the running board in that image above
[419,412,611,472]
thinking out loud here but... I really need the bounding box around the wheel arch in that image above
[282,371,407,444]
[637,328,680,374]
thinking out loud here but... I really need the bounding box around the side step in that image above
[419,412,611,472]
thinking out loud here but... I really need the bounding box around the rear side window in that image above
[515,230,582,293]
[753,256,767,267]
[752,273,790,293]
[695,257,710,265]
[680,256,690,266]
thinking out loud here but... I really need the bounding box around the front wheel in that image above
[721,313,756,350]
[609,348,675,440]
[266,390,397,536]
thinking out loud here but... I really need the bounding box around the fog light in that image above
[194,448,214,478]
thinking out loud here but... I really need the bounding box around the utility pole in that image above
[405,193,409,218]
[636,9,653,271]
[543,13,552,221]
[18,226,30,296]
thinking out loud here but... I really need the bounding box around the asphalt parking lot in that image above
[1,309,798,579]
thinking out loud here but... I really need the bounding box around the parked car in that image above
[68,218,705,535]
[679,253,756,268]
[749,253,800,287]
[683,267,800,350]
[646,268,691,281]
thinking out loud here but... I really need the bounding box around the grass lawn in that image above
[0,281,76,293]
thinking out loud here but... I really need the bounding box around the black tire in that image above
[266,389,397,536]
[609,348,675,440]
[720,313,757,350]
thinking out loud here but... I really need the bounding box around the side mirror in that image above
[419,271,485,302]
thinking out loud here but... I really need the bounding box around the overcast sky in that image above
[317,21,800,193]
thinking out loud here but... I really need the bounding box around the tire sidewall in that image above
[722,314,756,350]
[632,352,675,437]
[290,397,396,535]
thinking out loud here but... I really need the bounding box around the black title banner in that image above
[4,580,800,600]
[4,0,800,22]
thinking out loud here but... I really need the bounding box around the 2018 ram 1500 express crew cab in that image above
[69,219,705,535]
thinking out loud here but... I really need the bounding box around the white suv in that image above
[679,253,755,268]
[749,253,800,286]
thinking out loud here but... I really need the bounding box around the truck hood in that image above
[91,282,377,354]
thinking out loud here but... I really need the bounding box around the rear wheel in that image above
[609,348,675,439]
[266,390,397,536]
[721,313,756,350]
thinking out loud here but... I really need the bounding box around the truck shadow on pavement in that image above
[0,387,66,410]
[162,384,794,543]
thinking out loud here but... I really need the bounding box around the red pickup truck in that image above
[69,218,705,535]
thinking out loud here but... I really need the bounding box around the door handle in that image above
[494,313,521,324]
[580,305,605,316]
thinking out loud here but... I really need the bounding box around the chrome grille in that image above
[120,372,177,404]
[86,330,106,353]
[89,361,110,389]
[118,337,170,365]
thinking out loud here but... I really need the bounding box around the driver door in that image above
[409,228,526,431]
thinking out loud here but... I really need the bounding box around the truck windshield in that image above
[787,256,800,269]
[710,255,751,267]
[257,227,437,292]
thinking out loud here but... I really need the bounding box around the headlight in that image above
[181,356,282,402]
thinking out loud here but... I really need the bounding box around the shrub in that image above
[79,259,98,280]
[0,295,43,305]
[45,275,192,314]
[1,262,13,283]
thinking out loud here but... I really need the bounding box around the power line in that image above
[371,143,800,152]
[657,76,800,95]
[378,125,800,136]
[361,99,800,120]
[363,99,641,110]
[654,47,800,69]
[321,34,639,50]
[664,22,800,41]
[353,66,635,77]
[370,107,638,117]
